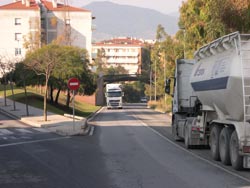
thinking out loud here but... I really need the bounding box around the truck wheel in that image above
[219,127,233,165]
[184,125,191,149]
[230,130,243,170]
[210,125,222,161]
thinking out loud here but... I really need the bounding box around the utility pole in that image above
[163,51,166,104]
[154,60,157,101]
[150,66,152,101]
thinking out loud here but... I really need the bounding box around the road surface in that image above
[0,104,250,188]
[88,104,250,188]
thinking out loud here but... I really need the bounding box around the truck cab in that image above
[105,84,124,109]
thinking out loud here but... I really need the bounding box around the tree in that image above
[24,44,63,121]
[51,46,94,107]
[156,24,167,42]
[23,16,42,51]
[123,83,141,103]
[105,65,128,75]
[10,62,39,116]
[178,0,250,57]
[93,48,107,75]
[218,0,250,33]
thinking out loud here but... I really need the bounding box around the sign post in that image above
[67,78,80,131]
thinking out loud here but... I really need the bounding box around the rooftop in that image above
[0,0,39,10]
[94,37,145,47]
[0,0,90,12]
[42,0,89,12]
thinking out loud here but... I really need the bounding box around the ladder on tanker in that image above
[239,34,250,122]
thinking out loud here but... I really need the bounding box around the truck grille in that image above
[109,100,120,106]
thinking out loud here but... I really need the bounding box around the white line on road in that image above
[0,137,70,148]
[32,128,51,133]
[134,114,250,184]
[89,126,94,136]
[15,128,33,134]
[0,129,13,135]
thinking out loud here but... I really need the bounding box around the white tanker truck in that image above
[165,32,250,170]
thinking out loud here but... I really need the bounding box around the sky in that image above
[0,0,185,14]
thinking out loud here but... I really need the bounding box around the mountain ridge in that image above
[84,1,179,41]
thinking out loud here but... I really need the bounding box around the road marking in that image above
[0,129,13,135]
[133,114,250,184]
[89,126,94,136]
[87,107,105,136]
[32,128,51,133]
[0,137,70,148]
[15,128,33,134]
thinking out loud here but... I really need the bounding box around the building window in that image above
[48,17,57,30]
[15,48,21,56]
[15,18,21,25]
[15,33,22,41]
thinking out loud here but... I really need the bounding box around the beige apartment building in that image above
[0,0,93,70]
[92,37,146,75]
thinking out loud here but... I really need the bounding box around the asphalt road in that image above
[0,104,250,188]
[0,112,112,188]
[89,104,250,188]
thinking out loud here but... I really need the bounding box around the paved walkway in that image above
[0,97,90,136]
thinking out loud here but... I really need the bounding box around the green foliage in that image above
[123,82,144,103]
[7,62,42,87]
[156,24,167,42]
[105,65,128,75]
[178,0,250,58]
[149,0,250,111]
[22,44,96,120]
[0,86,99,117]
[145,26,179,100]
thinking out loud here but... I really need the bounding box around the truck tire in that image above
[219,127,233,165]
[230,130,243,170]
[210,125,222,161]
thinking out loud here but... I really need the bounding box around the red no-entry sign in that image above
[68,77,80,90]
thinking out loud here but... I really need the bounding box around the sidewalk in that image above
[0,97,90,136]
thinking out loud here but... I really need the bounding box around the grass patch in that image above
[147,96,172,113]
[0,85,100,118]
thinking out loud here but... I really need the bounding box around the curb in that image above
[82,107,105,136]
[0,107,20,120]
[0,103,103,137]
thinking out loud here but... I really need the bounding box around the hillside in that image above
[85,1,179,41]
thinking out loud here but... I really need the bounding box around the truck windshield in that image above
[107,92,122,97]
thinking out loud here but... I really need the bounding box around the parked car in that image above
[140,97,147,103]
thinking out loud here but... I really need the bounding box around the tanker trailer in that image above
[165,32,250,170]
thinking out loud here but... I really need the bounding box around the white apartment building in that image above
[92,37,145,74]
[0,0,93,72]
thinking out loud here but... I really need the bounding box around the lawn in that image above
[0,85,100,118]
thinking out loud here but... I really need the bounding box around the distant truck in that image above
[105,83,124,109]
[165,32,250,170]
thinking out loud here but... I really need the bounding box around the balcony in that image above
[105,51,139,57]
[107,57,138,64]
